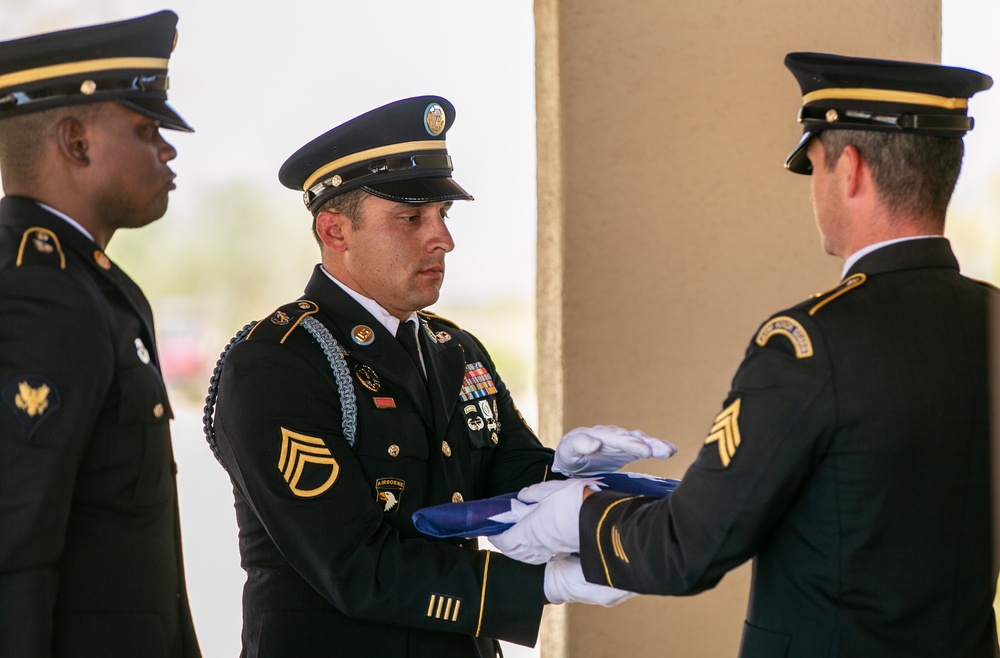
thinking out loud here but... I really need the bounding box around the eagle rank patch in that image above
[3,375,61,439]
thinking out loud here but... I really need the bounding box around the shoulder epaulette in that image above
[808,273,866,316]
[247,299,319,344]
[16,227,66,270]
[418,309,462,330]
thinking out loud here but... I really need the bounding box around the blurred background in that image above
[1,1,997,656]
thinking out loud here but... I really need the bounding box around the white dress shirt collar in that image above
[319,266,420,337]
[841,235,940,279]
[36,201,96,243]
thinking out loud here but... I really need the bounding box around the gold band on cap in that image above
[802,87,968,111]
[302,139,446,191]
[0,57,169,91]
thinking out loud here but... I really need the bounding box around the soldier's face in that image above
[84,102,178,231]
[338,195,456,320]
[807,137,847,257]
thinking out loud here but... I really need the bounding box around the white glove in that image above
[553,425,678,476]
[490,478,600,564]
[544,556,636,606]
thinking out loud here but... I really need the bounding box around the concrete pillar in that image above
[534,1,942,655]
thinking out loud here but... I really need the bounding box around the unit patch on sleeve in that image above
[459,362,497,401]
[278,427,339,498]
[376,478,405,513]
[704,399,742,467]
[755,316,813,359]
[2,375,60,439]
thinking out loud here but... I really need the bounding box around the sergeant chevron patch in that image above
[755,316,813,358]
[278,428,339,498]
[704,399,742,467]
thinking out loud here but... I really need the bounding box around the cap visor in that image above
[784,132,815,175]
[118,98,194,132]
[364,177,473,204]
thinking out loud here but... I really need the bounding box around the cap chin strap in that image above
[0,73,168,112]
[797,106,973,134]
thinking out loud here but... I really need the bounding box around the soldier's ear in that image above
[839,144,864,198]
[315,210,349,253]
[56,117,90,166]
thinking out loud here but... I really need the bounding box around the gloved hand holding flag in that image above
[412,471,678,540]
[553,425,678,476]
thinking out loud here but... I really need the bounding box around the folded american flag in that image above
[412,472,679,539]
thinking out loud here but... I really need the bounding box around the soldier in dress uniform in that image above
[204,96,677,657]
[0,12,201,658]
[492,53,1000,657]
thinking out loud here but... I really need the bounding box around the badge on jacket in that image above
[459,362,497,401]
[376,478,405,514]
[704,399,742,467]
[278,427,339,498]
[2,374,61,440]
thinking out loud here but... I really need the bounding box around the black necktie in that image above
[396,320,424,377]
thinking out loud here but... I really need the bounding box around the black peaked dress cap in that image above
[783,52,991,174]
[0,11,192,132]
[279,95,473,213]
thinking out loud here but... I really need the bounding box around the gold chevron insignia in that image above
[755,316,813,358]
[611,525,629,563]
[15,381,50,417]
[704,399,742,467]
[278,428,339,498]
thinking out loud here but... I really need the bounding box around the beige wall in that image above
[534,1,942,655]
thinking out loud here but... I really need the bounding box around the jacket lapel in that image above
[418,317,466,440]
[303,266,434,425]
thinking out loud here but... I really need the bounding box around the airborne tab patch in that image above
[755,316,813,359]
[2,375,60,439]
[278,427,339,498]
[704,399,742,467]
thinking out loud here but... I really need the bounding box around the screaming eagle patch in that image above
[2,375,60,440]
[278,428,339,498]
[376,478,405,514]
